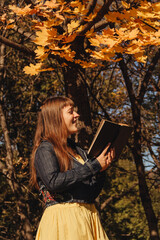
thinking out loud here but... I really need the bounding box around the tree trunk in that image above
[63,65,93,147]
[132,105,159,240]
[0,41,33,240]
[119,56,160,240]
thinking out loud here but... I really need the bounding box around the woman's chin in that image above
[69,128,78,135]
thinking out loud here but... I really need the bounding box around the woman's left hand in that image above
[97,144,115,171]
[105,147,115,169]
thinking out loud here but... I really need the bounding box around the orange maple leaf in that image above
[44,0,59,9]
[23,63,42,75]
[67,20,80,33]
[34,27,49,46]
[63,33,77,43]
[121,1,130,9]
[9,4,34,16]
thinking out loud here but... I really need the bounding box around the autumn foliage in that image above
[0,1,160,240]
[3,0,159,75]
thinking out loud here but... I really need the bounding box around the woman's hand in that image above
[96,143,115,171]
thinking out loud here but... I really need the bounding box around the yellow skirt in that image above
[35,202,109,240]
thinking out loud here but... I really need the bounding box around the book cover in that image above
[88,119,133,160]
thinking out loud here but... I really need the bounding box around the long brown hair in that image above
[30,96,75,188]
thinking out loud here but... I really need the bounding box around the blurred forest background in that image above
[0,0,160,239]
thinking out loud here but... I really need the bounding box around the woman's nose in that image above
[74,111,80,118]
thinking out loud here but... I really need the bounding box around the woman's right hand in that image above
[96,143,115,171]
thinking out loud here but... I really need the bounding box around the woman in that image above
[31,96,115,240]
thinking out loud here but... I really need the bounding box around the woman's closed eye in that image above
[68,108,73,114]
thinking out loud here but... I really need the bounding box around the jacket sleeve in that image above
[34,142,102,193]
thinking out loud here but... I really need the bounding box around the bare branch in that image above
[0,35,35,56]
[101,183,138,210]
[147,143,160,170]
[138,48,160,104]
[118,53,136,107]
[13,26,35,41]
[78,69,111,120]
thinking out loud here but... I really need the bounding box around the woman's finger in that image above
[111,147,115,159]
[102,143,111,155]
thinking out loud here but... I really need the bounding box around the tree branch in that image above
[94,20,109,32]
[138,48,160,104]
[0,104,14,177]
[101,183,138,210]
[13,26,35,41]
[0,35,35,56]
[78,69,111,120]
[86,0,97,16]
[147,143,160,170]
[79,0,98,27]
[78,0,114,35]
[0,161,8,176]
[118,54,136,107]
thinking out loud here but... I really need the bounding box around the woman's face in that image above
[62,105,80,136]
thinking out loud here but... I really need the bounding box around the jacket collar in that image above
[67,138,88,162]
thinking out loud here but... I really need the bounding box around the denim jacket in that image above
[35,140,105,208]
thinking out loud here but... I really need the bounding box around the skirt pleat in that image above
[36,203,109,240]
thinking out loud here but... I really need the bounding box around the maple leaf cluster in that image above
[8,0,160,75]
[91,1,160,63]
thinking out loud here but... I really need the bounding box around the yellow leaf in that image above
[85,28,95,38]
[115,28,125,38]
[105,11,122,23]
[139,1,151,10]
[114,46,124,53]
[8,19,14,24]
[9,4,32,16]
[61,62,68,67]
[134,52,147,63]
[84,12,97,22]
[73,3,88,15]
[128,28,139,40]
[77,25,84,33]
[44,0,59,9]
[55,12,65,20]
[153,3,160,12]
[68,20,79,34]
[126,45,141,54]
[137,11,155,19]
[34,27,49,46]
[47,28,57,38]
[0,13,6,22]
[73,7,81,14]
[39,68,54,72]
[70,1,81,8]
[89,39,100,47]
[91,51,104,60]
[103,28,115,36]
[103,38,117,48]
[35,46,49,60]
[23,63,42,75]
[75,60,97,68]
[44,19,57,28]
[60,50,75,62]
[63,33,77,43]
[6,24,15,29]
[155,30,160,38]
[121,1,130,9]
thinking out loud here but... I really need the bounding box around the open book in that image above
[88,119,133,160]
